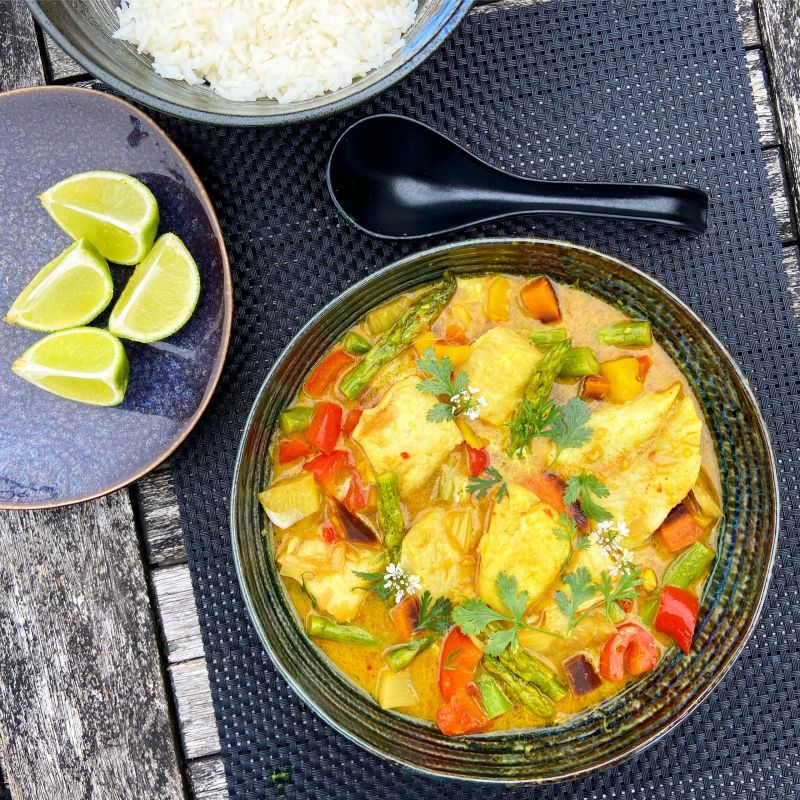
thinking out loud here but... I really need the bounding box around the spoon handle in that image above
[506,180,709,233]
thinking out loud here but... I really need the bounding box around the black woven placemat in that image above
[154,0,800,796]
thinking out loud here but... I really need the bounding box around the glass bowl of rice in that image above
[26,0,474,126]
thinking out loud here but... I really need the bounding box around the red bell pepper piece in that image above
[304,349,354,398]
[303,450,352,492]
[465,445,489,478]
[277,436,311,464]
[637,354,653,382]
[342,408,363,436]
[307,402,342,454]
[343,467,367,512]
[436,683,488,736]
[599,623,658,682]
[654,585,699,654]
[438,627,483,702]
[321,523,337,544]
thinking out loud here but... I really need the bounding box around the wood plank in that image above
[0,0,46,91]
[763,147,799,242]
[735,0,761,48]
[188,757,228,800]
[42,32,87,82]
[0,492,185,800]
[758,0,800,225]
[747,50,778,147]
[170,659,222,760]
[134,467,187,566]
[782,244,800,319]
[152,564,205,663]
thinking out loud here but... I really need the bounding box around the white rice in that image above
[113,0,418,104]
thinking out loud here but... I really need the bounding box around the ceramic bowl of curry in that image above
[231,238,778,783]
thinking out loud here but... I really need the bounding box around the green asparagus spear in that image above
[383,635,435,671]
[306,614,379,646]
[530,327,568,350]
[339,272,457,400]
[342,331,372,355]
[279,406,314,433]
[377,472,405,559]
[482,656,554,719]
[598,320,652,348]
[640,542,715,624]
[506,339,571,457]
[483,623,567,701]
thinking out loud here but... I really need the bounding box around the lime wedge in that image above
[108,233,200,343]
[5,240,113,332]
[39,171,159,265]
[12,328,129,406]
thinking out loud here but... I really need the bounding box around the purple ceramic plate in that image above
[0,87,231,509]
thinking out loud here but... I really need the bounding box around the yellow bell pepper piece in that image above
[486,276,511,322]
[412,332,472,367]
[599,356,644,402]
[455,416,489,449]
[451,303,473,327]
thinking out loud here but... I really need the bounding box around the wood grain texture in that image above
[782,244,800,318]
[134,467,187,566]
[42,32,87,82]
[170,659,222,760]
[0,492,185,800]
[735,0,761,48]
[763,147,799,241]
[189,758,228,800]
[758,0,800,227]
[0,0,46,91]
[152,564,205,663]
[747,50,778,146]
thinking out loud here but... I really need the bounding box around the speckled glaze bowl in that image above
[26,0,474,127]
[231,239,778,782]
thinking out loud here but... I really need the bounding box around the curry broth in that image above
[266,274,720,733]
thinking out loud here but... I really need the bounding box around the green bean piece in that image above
[339,272,457,400]
[640,542,715,624]
[279,406,314,434]
[558,346,601,377]
[383,635,435,672]
[506,339,571,457]
[529,327,568,350]
[598,320,653,348]
[482,656,554,719]
[377,472,405,558]
[306,615,379,646]
[342,331,372,355]
[476,673,513,718]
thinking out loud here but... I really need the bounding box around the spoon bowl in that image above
[327,114,708,238]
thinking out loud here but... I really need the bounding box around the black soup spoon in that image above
[327,114,708,238]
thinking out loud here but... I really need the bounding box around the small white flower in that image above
[382,562,422,605]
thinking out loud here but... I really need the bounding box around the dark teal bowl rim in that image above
[25,0,474,127]
[230,237,779,783]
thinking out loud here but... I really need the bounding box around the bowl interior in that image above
[232,239,777,782]
[28,0,473,125]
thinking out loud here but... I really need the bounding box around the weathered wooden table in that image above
[0,0,798,797]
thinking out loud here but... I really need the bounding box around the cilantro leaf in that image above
[543,397,593,458]
[427,401,455,422]
[554,566,598,633]
[552,512,577,542]
[507,397,560,457]
[353,569,392,602]
[451,572,561,655]
[496,572,529,621]
[484,625,518,656]
[451,597,507,635]
[467,466,509,503]
[415,591,452,635]
[598,569,643,620]
[563,473,612,522]
[417,347,456,396]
